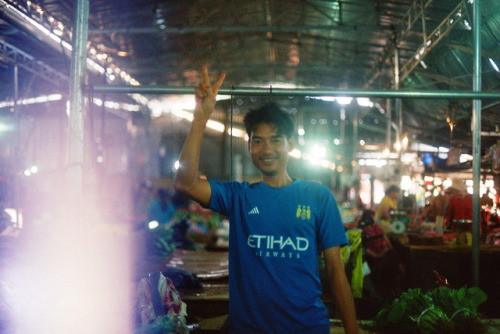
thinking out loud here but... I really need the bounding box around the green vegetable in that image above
[369,286,488,334]
[147,226,176,257]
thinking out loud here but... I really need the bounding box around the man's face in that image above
[248,123,294,177]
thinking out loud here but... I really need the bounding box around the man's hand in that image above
[194,66,225,121]
[174,66,225,207]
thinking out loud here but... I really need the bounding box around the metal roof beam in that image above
[400,0,467,81]
[0,39,69,85]
[414,70,471,88]
[126,64,374,76]
[364,0,434,87]
[92,85,500,100]
[87,24,394,34]
[447,43,499,60]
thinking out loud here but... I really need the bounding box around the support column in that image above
[67,0,89,195]
[471,0,482,287]
[14,64,21,227]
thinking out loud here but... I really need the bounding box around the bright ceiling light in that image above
[336,97,352,105]
[463,20,472,30]
[310,144,326,159]
[0,123,10,132]
[312,96,336,102]
[148,221,159,229]
[289,149,302,159]
[228,128,245,138]
[356,98,373,107]
[489,58,500,73]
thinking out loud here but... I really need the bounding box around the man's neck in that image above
[261,173,293,188]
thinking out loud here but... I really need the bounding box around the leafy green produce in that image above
[368,286,488,334]
[147,226,176,257]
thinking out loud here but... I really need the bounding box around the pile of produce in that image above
[368,286,488,334]
[146,225,176,257]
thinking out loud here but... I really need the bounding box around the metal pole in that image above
[471,0,482,288]
[386,99,391,150]
[91,85,500,99]
[14,64,20,228]
[394,43,402,158]
[67,0,89,195]
[353,109,359,208]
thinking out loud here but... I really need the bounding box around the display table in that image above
[164,250,230,320]
[160,250,377,332]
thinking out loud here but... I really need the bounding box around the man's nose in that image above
[262,140,273,152]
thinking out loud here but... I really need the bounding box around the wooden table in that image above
[164,250,230,320]
[159,250,380,332]
[165,249,229,279]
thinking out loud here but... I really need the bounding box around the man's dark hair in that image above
[243,102,295,138]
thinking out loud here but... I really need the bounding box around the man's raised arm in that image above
[174,66,225,207]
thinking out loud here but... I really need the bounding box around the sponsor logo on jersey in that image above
[296,204,311,221]
[248,207,260,215]
[248,234,309,259]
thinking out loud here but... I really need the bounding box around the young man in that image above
[175,66,359,333]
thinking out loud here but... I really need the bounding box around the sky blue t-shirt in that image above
[209,179,348,334]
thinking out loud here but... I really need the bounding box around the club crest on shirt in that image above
[296,204,311,221]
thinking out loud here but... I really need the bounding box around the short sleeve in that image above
[208,180,242,216]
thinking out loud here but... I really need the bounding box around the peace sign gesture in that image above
[194,66,226,121]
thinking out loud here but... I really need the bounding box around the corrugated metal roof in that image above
[0,0,499,152]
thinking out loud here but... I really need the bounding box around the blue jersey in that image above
[209,179,348,334]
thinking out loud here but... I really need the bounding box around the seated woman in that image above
[359,210,405,300]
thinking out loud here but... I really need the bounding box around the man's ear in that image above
[288,136,295,152]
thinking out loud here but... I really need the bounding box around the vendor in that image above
[375,185,400,233]
[445,180,472,228]
[427,186,445,221]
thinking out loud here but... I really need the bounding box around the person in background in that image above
[375,185,400,233]
[445,180,472,228]
[131,181,154,224]
[147,188,176,225]
[359,210,405,300]
[427,186,448,222]
[360,210,393,258]
[481,188,494,208]
[174,66,359,334]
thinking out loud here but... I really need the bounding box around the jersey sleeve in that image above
[208,180,237,216]
[316,187,348,250]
